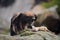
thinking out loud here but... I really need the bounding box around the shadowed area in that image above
[0,0,15,7]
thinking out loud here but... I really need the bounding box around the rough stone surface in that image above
[0,31,60,40]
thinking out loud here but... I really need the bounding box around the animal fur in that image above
[10,12,37,36]
[42,16,60,34]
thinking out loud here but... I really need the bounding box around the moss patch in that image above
[0,28,9,35]
[20,29,35,36]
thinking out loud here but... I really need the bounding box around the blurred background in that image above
[0,0,60,34]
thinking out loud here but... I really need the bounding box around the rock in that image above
[0,31,60,40]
